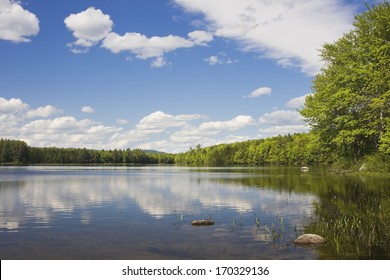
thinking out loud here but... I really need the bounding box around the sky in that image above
[0,0,382,153]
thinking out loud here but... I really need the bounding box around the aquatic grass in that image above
[174,211,184,221]
[306,201,390,259]
[255,216,260,228]
[256,216,288,243]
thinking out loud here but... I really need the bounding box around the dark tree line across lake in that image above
[2,132,389,172]
[0,138,174,165]
[0,133,329,166]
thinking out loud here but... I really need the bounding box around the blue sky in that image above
[0,0,381,152]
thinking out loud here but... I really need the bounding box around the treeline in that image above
[1,134,328,167]
[174,133,329,166]
[0,139,174,165]
[0,139,29,164]
[174,132,390,171]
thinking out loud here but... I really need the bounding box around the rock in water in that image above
[191,220,214,226]
[294,234,325,247]
[301,166,309,172]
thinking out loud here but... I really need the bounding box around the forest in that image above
[1,2,389,172]
[174,133,325,166]
[0,133,327,166]
[0,133,320,166]
[0,138,174,165]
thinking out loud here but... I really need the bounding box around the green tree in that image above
[300,2,390,160]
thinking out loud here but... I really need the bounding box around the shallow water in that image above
[0,166,389,259]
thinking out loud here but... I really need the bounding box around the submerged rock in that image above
[294,234,325,247]
[191,220,215,226]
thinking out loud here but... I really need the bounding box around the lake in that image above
[0,166,389,259]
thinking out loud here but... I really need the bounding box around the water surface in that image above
[1,166,389,259]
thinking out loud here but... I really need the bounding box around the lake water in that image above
[0,166,389,260]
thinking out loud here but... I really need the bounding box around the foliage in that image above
[300,2,390,160]
[28,146,174,165]
[363,153,390,173]
[175,133,329,166]
[0,139,174,165]
[0,139,29,164]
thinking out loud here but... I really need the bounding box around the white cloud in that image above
[259,110,302,125]
[136,111,203,134]
[244,87,272,98]
[0,98,62,138]
[204,52,238,65]
[102,32,194,59]
[20,116,121,148]
[26,105,62,118]
[0,97,61,119]
[187,30,213,46]
[0,0,39,43]
[0,113,24,138]
[1,97,313,153]
[151,57,169,68]
[0,97,125,149]
[199,115,255,131]
[81,106,95,113]
[0,97,29,113]
[64,7,213,66]
[204,55,219,65]
[116,119,128,125]
[258,124,309,137]
[286,94,311,108]
[258,109,309,138]
[102,30,213,66]
[170,125,215,144]
[174,0,355,75]
[64,7,113,52]
[169,115,255,147]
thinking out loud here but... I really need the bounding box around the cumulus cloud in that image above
[0,0,39,43]
[20,116,121,148]
[64,7,113,53]
[116,119,128,125]
[286,94,311,108]
[0,97,116,147]
[64,7,213,66]
[258,109,309,138]
[174,0,355,75]
[81,106,95,113]
[259,110,303,125]
[151,57,169,68]
[170,125,217,144]
[101,30,213,66]
[259,125,309,137]
[0,97,29,113]
[244,87,272,98]
[136,111,204,134]
[26,105,62,119]
[4,96,313,153]
[187,30,213,46]
[199,115,255,131]
[204,52,238,65]
[109,111,210,151]
[0,97,61,119]
[0,97,31,137]
[170,115,255,146]
[102,32,193,58]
